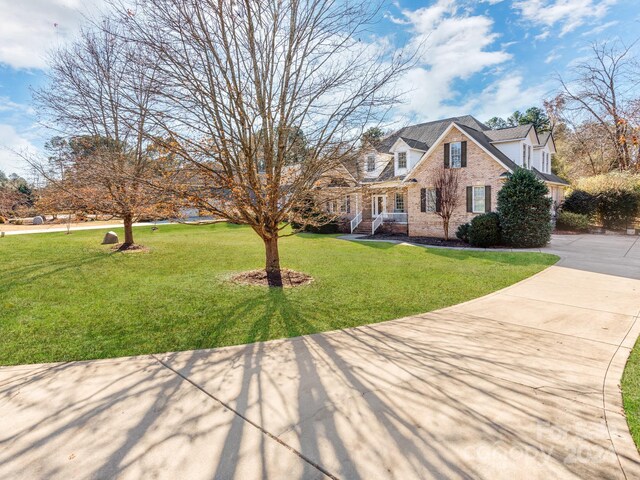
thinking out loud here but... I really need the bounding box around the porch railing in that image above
[372,214,384,234]
[382,212,408,223]
[350,211,363,233]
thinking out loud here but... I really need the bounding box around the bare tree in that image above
[557,41,640,172]
[110,0,410,286]
[32,22,174,249]
[433,165,460,240]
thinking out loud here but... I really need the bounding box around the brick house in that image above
[329,115,569,237]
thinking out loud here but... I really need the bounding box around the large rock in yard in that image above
[32,216,44,225]
[102,231,119,245]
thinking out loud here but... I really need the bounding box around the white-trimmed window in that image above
[472,186,485,213]
[527,145,532,169]
[366,154,376,172]
[426,188,437,212]
[450,142,462,168]
[341,195,351,214]
[327,200,338,213]
[522,144,526,166]
[394,192,405,213]
[397,152,407,170]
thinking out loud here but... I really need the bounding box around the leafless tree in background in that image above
[32,21,176,249]
[433,165,460,241]
[557,41,640,172]
[109,0,411,286]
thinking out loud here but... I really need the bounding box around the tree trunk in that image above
[443,219,449,241]
[264,236,283,287]
[123,214,134,247]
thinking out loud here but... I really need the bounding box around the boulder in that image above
[32,216,44,225]
[102,231,119,245]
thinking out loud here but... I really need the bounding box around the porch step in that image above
[353,221,373,235]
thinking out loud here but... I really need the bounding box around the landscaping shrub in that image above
[468,212,501,247]
[575,171,640,194]
[562,190,598,216]
[0,215,6,224]
[498,168,552,248]
[299,222,341,234]
[597,190,639,230]
[455,222,470,243]
[556,211,590,232]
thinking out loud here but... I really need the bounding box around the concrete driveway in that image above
[1,234,639,479]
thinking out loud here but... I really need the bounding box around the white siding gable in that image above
[491,128,538,169]
[389,138,425,177]
[363,150,391,178]
[493,140,522,166]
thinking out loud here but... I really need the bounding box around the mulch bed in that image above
[230,269,314,288]
[360,234,470,248]
[111,244,150,253]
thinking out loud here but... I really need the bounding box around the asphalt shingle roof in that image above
[377,115,490,154]
[484,124,533,142]
[537,131,552,147]
[533,168,570,185]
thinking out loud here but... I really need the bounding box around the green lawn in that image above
[623,339,640,450]
[0,223,557,365]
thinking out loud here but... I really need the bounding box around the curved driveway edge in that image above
[1,234,639,479]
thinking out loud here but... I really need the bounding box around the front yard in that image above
[0,223,557,366]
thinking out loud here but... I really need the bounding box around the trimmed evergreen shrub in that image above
[597,190,639,230]
[556,211,590,232]
[455,222,471,243]
[498,168,552,248]
[562,190,598,216]
[468,212,501,247]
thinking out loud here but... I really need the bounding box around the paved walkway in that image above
[1,235,639,479]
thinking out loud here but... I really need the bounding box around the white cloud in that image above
[545,51,561,64]
[461,75,551,120]
[0,124,38,175]
[581,20,619,37]
[513,0,617,36]
[394,0,512,120]
[0,0,105,70]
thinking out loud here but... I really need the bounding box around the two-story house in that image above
[331,115,568,237]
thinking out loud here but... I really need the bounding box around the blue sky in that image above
[0,0,638,176]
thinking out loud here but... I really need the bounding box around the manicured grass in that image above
[623,338,640,450]
[0,223,557,365]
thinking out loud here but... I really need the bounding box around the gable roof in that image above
[398,137,429,151]
[377,115,489,154]
[537,131,551,147]
[484,124,533,142]
[533,168,570,185]
[454,123,520,172]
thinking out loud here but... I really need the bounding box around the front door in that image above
[372,195,385,217]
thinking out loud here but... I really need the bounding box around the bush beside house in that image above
[561,190,598,217]
[498,169,552,248]
[556,211,590,232]
[467,213,501,247]
[455,222,470,243]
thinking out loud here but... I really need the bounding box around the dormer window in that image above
[397,152,407,170]
[450,142,462,168]
[366,154,376,172]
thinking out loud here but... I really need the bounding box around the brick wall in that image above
[407,126,506,238]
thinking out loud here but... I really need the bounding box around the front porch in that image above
[349,184,409,235]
